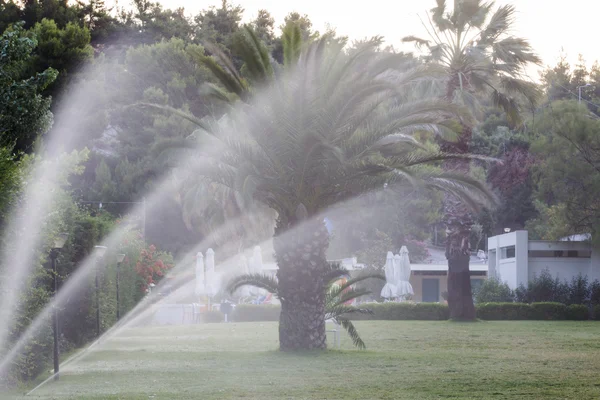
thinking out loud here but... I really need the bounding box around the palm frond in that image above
[132,103,209,130]
[232,25,274,84]
[336,318,366,349]
[193,45,248,99]
[200,82,238,104]
[423,171,498,212]
[401,35,431,50]
[282,22,303,67]
[227,273,279,296]
[479,4,514,45]
[328,288,372,309]
[322,262,347,284]
[499,76,541,106]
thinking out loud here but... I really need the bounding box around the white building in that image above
[487,231,600,290]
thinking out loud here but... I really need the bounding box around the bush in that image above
[590,280,600,306]
[474,278,515,303]
[476,302,531,320]
[592,305,600,320]
[350,303,449,321]
[565,304,589,321]
[231,304,280,322]
[515,270,569,304]
[567,275,590,305]
[530,302,567,320]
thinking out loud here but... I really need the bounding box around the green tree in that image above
[0,22,57,152]
[28,18,94,94]
[403,0,540,320]
[529,100,600,243]
[0,0,22,33]
[188,39,491,350]
[541,53,572,102]
[251,9,275,48]
[69,38,215,256]
[194,0,243,53]
[124,0,193,45]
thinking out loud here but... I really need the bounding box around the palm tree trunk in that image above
[444,191,476,320]
[274,216,329,351]
[440,119,476,320]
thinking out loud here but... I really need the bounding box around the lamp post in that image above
[578,83,592,103]
[116,254,125,321]
[94,245,107,337]
[50,233,68,381]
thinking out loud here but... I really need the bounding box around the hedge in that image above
[226,302,597,322]
[593,305,600,320]
[476,302,531,320]
[530,302,567,320]
[565,304,589,321]
[350,303,450,321]
[231,304,280,322]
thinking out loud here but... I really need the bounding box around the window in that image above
[501,246,515,259]
[529,250,591,258]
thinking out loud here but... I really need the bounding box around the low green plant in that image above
[592,304,600,320]
[565,304,589,321]
[350,303,450,321]
[476,302,531,320]
[474,278,515,303]
[530,302,567,320]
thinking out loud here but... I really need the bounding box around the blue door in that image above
[422,279,440,302]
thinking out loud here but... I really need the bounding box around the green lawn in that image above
[7,320,600,399]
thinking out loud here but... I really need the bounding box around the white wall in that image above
[498,259,517,289]
[529,258,592,282]
[488,231,528,289]
[515,231,529,287]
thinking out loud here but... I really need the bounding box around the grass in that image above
[5,320,600,399]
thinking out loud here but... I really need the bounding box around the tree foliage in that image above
[0,23,57,152]
[529,100,600,242]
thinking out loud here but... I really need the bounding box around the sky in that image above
[117,0,600,81]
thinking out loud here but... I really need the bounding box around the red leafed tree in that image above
[135,244,173,292]
[488,147,535,195]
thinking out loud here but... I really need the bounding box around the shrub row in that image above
[475,272,600,306]
[476,302,592,320]
[228,303,600,322]
[350,302,450,320]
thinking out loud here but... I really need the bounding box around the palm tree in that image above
[197,23,304,105]
[228,264,379,349]
[403,0,540,320]
[186,38,493,350]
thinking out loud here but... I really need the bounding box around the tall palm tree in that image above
[187,38,493,350]
[403,0,540,320]
[228,264,379,349]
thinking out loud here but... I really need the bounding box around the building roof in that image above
[423,246,486,265]
[411,263,488,272]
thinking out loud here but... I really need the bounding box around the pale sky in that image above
[123,0,600,81]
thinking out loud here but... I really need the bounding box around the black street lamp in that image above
[116,254,125,321]
[50,232,68,381]
[94,245,107,337]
